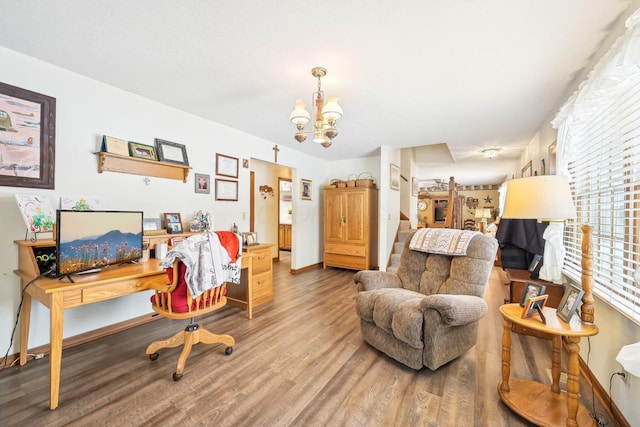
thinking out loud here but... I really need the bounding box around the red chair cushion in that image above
[150,262,226,313]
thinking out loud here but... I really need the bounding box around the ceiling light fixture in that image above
[289,67,343,148]
[482,148,501,159]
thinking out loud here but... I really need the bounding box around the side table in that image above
[498,303,598,427]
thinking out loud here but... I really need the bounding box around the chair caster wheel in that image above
[149,353,159,361]
[225,346,233,355]
[173,372,183,381]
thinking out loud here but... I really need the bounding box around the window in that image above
[562,81,640,324]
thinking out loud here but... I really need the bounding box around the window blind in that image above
[563,81,640,324]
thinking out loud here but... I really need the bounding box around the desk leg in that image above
[499,317,512,392]
[49,293,64,410]
[551,335,562,394]
[19,286,32,366]
[565,336,581,427]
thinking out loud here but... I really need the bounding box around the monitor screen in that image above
[56,210,143,276]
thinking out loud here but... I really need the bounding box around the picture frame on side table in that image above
[215,178,238,201]
[556,285,585,323]
[519,281,547,307]
[155,138,189,166]
[0,82,56,189]
[522,294,548,323]
[129,142,157,160]
[216,153,239,178]
[163,212,183,234]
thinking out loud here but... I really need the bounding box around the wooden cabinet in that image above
[323,186,378,270]
[278,224,292,250]
[226,243,274,317]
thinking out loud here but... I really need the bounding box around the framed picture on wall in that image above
[390,163,400,191]
[216,153,239,178]
[215,178,238,201]
[301,178,312,200]
[195,173,210,194]
[0,82,56,189]
[155,138,189,166]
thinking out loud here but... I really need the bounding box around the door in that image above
[324,189,346,242]
[344,190,366,243]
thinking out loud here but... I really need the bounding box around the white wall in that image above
[379,146,401,271]
[0,46,330,353]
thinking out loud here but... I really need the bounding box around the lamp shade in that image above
[290,99,311,125]
[322,96,343,120]
[502,175,576,221]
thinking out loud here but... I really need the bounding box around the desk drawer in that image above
[252,271,272,299]
[251,250,272,275]
[82,275,167,304]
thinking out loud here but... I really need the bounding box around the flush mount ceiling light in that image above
[482,148,501,159]
[289,67,343,148]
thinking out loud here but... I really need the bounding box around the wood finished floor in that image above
[0,254,610,426]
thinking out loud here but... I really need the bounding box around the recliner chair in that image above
[354,230,498,370]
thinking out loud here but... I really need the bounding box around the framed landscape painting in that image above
[0,82,56,189]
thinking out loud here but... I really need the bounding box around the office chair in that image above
[146,258,234,380]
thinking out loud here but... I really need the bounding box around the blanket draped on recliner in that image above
[161,231,242,298]
[409,228,479,256]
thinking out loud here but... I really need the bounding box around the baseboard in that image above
[3,312,159,367]
[290,262,322,274]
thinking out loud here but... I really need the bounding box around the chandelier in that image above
[289,67,343,148]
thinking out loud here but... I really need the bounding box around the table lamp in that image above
[474,208,491,233]
[501,175,595,324]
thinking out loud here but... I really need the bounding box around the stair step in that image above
[387,265,399,274]
[399,220,411,230]
[394,241,405,254]
[398,229,413,243]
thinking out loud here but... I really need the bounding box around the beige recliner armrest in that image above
[353,270,403,292]
[420,294,488,326]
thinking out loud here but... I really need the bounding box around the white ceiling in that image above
[0,0,631,185]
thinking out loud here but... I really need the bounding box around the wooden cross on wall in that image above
[273,145,280,163]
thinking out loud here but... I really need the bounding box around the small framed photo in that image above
[390,163,400,191]
[301,178,312,200]
[216,153,239,178]
[215,178,238,201]
[129,141,157,160]
[164,212,183,234]
[143,218,162,232]
[411,176,419,196]
[195,173,210,194]
[155,138,189,166]
[556,285,585,323]
[522,294,548,321]
[242,231,258,246]
[520,281,547,307]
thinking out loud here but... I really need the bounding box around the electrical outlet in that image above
[623,370,632,386]
[35,353,45,360]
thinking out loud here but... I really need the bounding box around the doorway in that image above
[278,177,292,265]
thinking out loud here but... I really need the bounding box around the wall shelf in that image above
[95,151,191,182]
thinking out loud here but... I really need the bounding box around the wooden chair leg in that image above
[146,329,186,355]
[175,330,197,376]
[198,328,235,347]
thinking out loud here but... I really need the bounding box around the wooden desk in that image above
[14,239,253,409]
[498,304,598,427]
